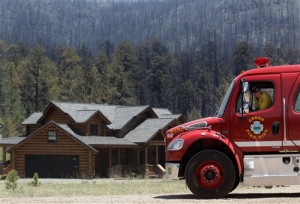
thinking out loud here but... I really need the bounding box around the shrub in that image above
[31,173,40,187]
[0,174,7,180]
[5,169,19,191]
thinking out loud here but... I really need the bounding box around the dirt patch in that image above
[0,185,299,203]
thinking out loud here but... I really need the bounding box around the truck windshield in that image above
[215,80,235,117]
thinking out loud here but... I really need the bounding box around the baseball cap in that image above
[251,86,259,93]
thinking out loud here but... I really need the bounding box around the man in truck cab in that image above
[251,85,272,110]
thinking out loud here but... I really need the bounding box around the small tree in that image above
[32,173,40,187]
[5,169,19,191]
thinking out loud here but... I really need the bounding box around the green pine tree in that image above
[0,61,25,136]
[55,46,85,102]
[103,41,141,105]
[19,44,59,114]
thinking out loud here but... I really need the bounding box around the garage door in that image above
[25,155,79,178]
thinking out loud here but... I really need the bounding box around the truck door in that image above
[231,74,283,152]
[286,75,300,150]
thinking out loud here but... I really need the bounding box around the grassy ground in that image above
[0,179,190,198]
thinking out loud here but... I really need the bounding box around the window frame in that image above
[48,131,57,142]
[294,86,300,112]
[236,81,275,113]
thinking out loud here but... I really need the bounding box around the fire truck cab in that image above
[165,58,300,199]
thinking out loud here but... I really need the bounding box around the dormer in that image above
[22,112,43,135]
[22,102,112,136]
[38,103,74,125]
[71,110,111,136]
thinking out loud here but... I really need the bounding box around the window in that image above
[216,80,235,117]
[295,87,300,112]
[48,131,57,142]
[90,124,98,135]
[236,81,274,113]
[251,86,274,111]
[112,150,118,165]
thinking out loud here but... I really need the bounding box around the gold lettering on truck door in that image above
[246,116,268,140]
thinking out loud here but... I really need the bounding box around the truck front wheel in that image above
[185,150,236,199]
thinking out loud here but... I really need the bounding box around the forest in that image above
[1,0,300,136]
[1,38,300,137]
[1,0,300,56]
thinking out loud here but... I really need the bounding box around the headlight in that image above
[167,139,184,151]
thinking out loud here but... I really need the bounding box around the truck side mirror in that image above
[242,81,249,93]
[241,81,250,115]
[243,103,249,113]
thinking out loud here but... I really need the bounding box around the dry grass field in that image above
[0,178,190,197]
[0,179,299,203]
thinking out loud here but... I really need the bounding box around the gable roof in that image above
[153,108,185,122]
[20,102,184,144]
[77,136,137,146]
[153,108,172,117]
[25,101,160,130]
[112,105,156,129]
[58,123,136,146]
[22,112,43,125]
[8,121,98,154]
[124,118,177,143]
[44,102,111,124]
[0,136,26,145]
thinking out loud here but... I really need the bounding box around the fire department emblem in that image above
[246,116,268,140]
[250,121,263,135]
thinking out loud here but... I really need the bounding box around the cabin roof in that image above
[124,118,177,143]
[12,102,185,148]
[58,123,136,146]
[23,102,165,130]
[22,112,43,125]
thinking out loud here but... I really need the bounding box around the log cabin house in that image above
[0,101,184,178]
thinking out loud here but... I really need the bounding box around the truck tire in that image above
[230,175,240,193]
[185,150,236,199]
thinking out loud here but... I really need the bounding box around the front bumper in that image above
[165,162,180,179]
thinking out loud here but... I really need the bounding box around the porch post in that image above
[109,148,112,177]
[155,145,159,164]
[2,146,6,162]
[137,147,140,165]
[88,151,92,178]
[144,145,148,165]
[144,145,148,177]
[118,148,121,165]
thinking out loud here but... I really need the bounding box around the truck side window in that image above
[295,87,300,112]
[236,81,274,113]
[251,86,274,111]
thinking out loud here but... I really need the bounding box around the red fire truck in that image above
[165,57,300,199]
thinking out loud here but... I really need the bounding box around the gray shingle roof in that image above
[124,118,175,143]
[19,102,182,147]
[51,102,153,129]
[153,108,172,117]
[21,102,178,131]
[112,106,152,129]
[77,136,137,146]
[52,102,112,124]
[153,108,182,119]
[22,112,43,125]
[53,101,117,121]
[0,136,26,145]
[57,124,136,146]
